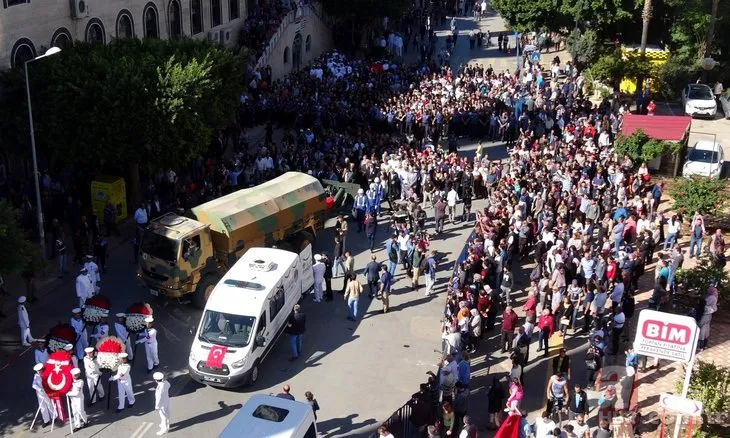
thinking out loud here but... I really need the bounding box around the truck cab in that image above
[137,214,217,305]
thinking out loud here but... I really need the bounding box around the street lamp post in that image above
[24,46,62,259]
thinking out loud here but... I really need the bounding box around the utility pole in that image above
[636,0,652,111]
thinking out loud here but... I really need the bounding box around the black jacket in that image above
[285,311,306,335]
[569,389,589,414]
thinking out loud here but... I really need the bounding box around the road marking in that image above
[130,421,154,438]
[0,345,32,373]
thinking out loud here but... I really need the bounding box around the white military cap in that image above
[314,254,322,261]
[63,344,73,351]
[70,368,81,375]
[85,347,95,353]
[153,372,164,381]
[18,296,27,303]
[101,310,109,316]
[86,255,94,259]
[144,317,154,323]
[35,338,46,343]
[116,313,126,318]
[72,308,82,314]
[119,353,128,359]
[33,363,44,372]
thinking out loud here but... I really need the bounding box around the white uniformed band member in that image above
[83,347,105,403]
[70,308,89,359]
[32,363,54,427]
[83,255,101,293]
[110,353,135,412]
[18,296,33,346]
[64,343,79,369]
[91,312,110,344]
[68,368,88,431]
[34,339,49,364]
[114,313,134,360]
[75,268,93,308]
[136,317,159,373]
[153,372,171,435]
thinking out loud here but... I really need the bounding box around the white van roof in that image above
[207,247,298,316]
[219,394,314,438]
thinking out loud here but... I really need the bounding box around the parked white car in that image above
[682,84,717,118]
[682,140,724,178]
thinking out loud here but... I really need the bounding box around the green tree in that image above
[590,51,628,88]
[566,28,600,70]
[0,200,42,276]
[0,38,244,205]
[668,176,728,216]
[491,0,571,34]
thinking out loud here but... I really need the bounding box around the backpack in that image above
[585,345,601,370]
[388,243,399,262]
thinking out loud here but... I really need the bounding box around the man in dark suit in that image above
[364,255,381,299]
[551,348,571,379]
[568,383,589,421]
[148,195,163,220]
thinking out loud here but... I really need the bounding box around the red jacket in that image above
[477,295,490,316]
[522,295,537,319]
[538,314,554,336]
[502,311,518,332]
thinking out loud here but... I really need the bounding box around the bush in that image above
[590,51,626,88]
[654,59,701,100]
[677,361,730,414]
[668,177,728,216]
[614,129,669,164]
[676,256,730,304]
[566,28,599,70]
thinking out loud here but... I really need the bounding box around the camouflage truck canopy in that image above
[191,172,325,256]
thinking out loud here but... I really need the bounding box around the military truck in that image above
[136,172,326,308]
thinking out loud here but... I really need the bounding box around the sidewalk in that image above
[0,218,136,365]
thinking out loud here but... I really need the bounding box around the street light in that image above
[24,46,62,259]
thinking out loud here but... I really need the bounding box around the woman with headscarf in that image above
[698,286,719,351]
[597,384,617,423]
[486,377,505,430]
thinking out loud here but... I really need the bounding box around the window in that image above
[252,405,289,422]
[222,279,265,290]
[191,0,203,34]
[211,0,221,27]
[283,46,290,64]
[4,0,29,7]
[116,11,134,39]
[198,310,255,347]
[254,311,267,347]
[305,35,311,52]
[168,0,182,37]
[11,40,35,69]
[86,21,106,44]
[52,29,73,48]
[140,231,179,261]
[229,0,239,20]
[144,4,159,38]
[269,286,285,319]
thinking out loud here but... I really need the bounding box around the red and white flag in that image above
[206,345,228,369]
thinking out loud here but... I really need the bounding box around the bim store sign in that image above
[634,310,698,363]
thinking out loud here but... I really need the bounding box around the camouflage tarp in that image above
[191,172,325,253]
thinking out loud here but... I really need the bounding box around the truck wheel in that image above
[193,275,219,309]
[247,360,261,387]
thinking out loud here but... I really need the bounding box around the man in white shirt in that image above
[534,411,557,438]
[446,187,460,222]
[568,414,590,438]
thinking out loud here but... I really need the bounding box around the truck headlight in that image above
[189,351,196,362]
[231,358,246,369]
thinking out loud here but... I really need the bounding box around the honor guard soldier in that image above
[91,311,110,343]
[83,347,105,404]
[34,339,49,364]
[114,313,134,360]
[68,368,88,431]
[83,255,101,294]
[110,353,135,412]
[70,308,89,359]
[366,183,379,215]
[32,363,54,427]
[18,296,33,346]
[136,317,159,373]
[153,372,171,435]
[75,268,93,308]
[64,343,79,368]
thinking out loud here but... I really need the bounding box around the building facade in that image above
[0,0,250,68]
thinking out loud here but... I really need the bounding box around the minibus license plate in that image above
[150,289,158,296]
[204,376,221,383]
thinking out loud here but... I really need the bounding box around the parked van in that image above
[219,394,317,438]
[189,246,314,387]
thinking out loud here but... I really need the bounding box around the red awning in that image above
[620,114,691,142]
